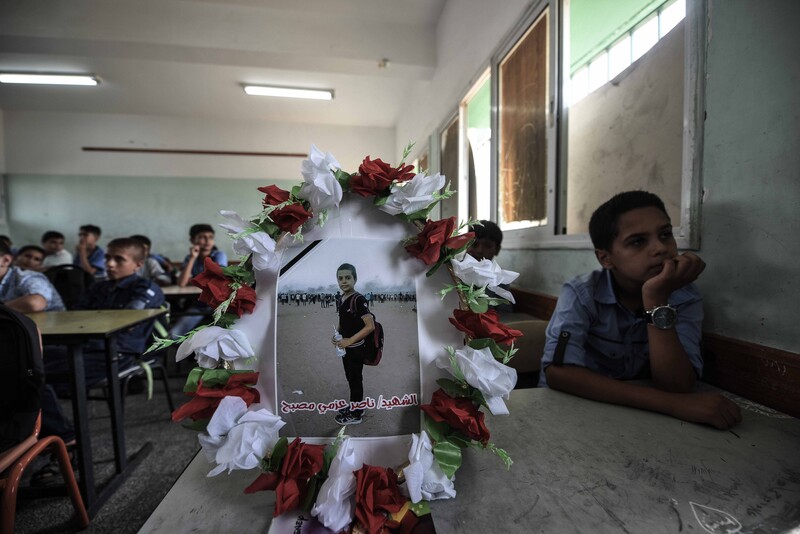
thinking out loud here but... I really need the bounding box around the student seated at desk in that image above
[169,224,227,337]
[14,244,46,271]
[41,230,74,269]
[0,241,65,312]
[539,191,742,430]
[45,238,165,389]
[130,234,172,286]
[73,224,105,278]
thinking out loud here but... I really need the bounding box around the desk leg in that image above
[105,337,127,474]
[68,343,96,511]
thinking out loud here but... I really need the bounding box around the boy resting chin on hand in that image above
[539,191,742,430]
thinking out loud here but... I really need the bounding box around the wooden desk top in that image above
[161,285,202,296]
[141,387,800,533]
[27,309,166,337]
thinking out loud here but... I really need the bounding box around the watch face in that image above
[652,306,677,328]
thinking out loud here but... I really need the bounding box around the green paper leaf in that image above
[334,169,352,191]
[433,440,462,478]
[488,442,513,470]
[302,476,320,511]
[215,312,240,329]
[468,298,489,314]
[290,184,302,198]
[423,417,450,443]
[400,140,415,164]
[222,263,255,286]
[436,377,472,399]
[468,338,515,363]
[268,437,289,472]
[373,194,390,207]
[181,418,210,432]
[183,367,204,393]
[409,501,431,517]
[447,431,472,450]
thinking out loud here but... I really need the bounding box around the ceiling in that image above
[0,0,446,128]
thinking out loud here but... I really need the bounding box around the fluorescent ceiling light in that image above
[243,85,333,100]
[0,73,99,86]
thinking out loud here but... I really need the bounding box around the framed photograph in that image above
[233,196,463,465]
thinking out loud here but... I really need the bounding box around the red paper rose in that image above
[191,257,257,317]
[353,464,406,534]
[269,203,312,235]
[404,217,475,266]
[244,438,326,517]
[350,156,415,197]
[171,372,260,422]
[257,184,291,206]
[449,308,523,345]
[420,388,490,445]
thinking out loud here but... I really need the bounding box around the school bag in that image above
[348,292,385,366]
[0,304,45,452]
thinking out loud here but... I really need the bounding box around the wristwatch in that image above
[645,304,677,329]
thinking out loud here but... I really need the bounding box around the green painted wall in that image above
[3,174,296,260]
[569,0,662,71]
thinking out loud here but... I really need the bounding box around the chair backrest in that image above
[45,264,95,309]
[0,304,44,453]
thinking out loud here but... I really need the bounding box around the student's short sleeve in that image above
[212,250,228,267]
[354,295,370,319]
[125,280,165,310]
[674,289,704,377]
[539,283,594,386]
[88,247,106,273]
[19,273,59,308]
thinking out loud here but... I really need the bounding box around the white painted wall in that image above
[395,0,531,158]
[3,111,395,180]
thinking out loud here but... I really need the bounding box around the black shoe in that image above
[334,411,363,425]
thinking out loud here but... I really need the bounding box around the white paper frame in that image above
[231,195,463,467]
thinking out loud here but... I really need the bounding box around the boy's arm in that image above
[545,365,742,430]
[642,253,706,392]
[177,246,200,287]
[76,242,97,274]
[338,314,375,348]
[3,294,46,312]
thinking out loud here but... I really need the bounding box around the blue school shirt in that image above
[538,269,704,387]
[0,266,66,311]
[183,248,228,277]
[73,246,106,276]
[76,274,165,354]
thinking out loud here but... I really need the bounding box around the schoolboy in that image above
[14,245,46,271]
[169,224,227,337]
[176,224,228,286]
[0,241,65,312]
[41,230,74,268]
[45,238,165,387]
[467,220,503,261]
[129,235,172,286]
[539,191,741,430]
[73,224,105,277]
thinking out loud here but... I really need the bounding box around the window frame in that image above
[488,0,705,251]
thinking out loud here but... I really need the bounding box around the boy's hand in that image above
[643,252,705,305]
[669,392,742,429]
[189,245,200,258]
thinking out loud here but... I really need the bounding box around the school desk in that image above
[139,386,800,533]
[27,308,166,518]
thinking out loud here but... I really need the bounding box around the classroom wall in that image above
[397,0,800,352]
[1,111,395,258]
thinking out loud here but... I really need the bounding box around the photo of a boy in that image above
[331,263,375,426]
[540,191,741,429]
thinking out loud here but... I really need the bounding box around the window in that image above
[461,70,492,221]
[438,114,460,220]
[489,0,702,249]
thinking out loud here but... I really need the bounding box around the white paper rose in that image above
[437,346,517,415]
[218,210,278,271]
[311,437,360,531]
[198,396,285,476]
[297,144,343,212]
[175,326,254,369]
[379,172,445,216]
[403,431,456,502]
[450,254,519,303]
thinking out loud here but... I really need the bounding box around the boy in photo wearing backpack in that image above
[331,263,375,426]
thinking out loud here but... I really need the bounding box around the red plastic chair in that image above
[0,413,89,534]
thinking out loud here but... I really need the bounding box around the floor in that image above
[13,376,199,534]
